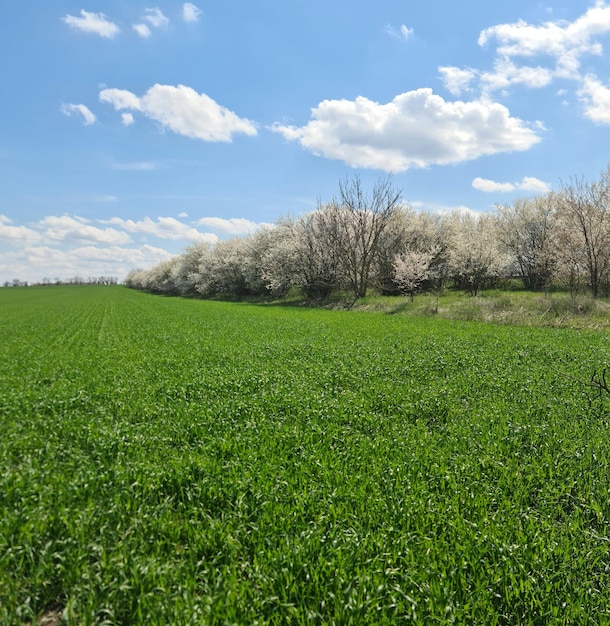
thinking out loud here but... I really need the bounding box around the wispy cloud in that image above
[109,160,160,171]
[143,8,169,29]
[61,10,120,38]
[133,23,152,38]
[61,103,96,125]
[182,3,203,23]
[385,24,414,40]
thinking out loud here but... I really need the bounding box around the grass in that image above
[350,289,610,329]
[1,285,610,624]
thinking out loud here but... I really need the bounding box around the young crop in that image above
[1,286,610,624]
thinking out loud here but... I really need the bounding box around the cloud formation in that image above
[386,24,414,40]
[440,2,610,127]
[472,176,551,193]
[182,3,203,23]
[271,89,541,172]
[61,103,96,125]
[61,10,120,38]
[102,216,219,243]
[40,216,131,245]
[100,84,258,142]
[195,217,266,235]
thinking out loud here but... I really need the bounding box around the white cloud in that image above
[271,89,541,172]
[133,23,152,38]
[472,177,516,193]
[102,216,219,243]
[183,3,203,23]
[61,103,96,125]
[121,113,135,126]
[480,59,553,93]
[578,74,610,123]
[178,212,189,218]
[143,8,169,29]
[0,215,41,243]
[40,216,131,244]
[472,176,551,193]
[194,217,265,235]
[400,25,414,40]
[518,176,552,192]
[99,88,142,111]
[478,4,610,81]
[61,10,120,38]
[439,66,477,95]
[99,84,258,142]
[385,24,414,40]
[1,243,174,284]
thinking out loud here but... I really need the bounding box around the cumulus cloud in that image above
[99,84,258,142]
[578,74,610,123]
[0,215,41,243]
[61,10,120,38]
[194,217,266,235]
[439,2,610,119]
[478,5,610,80]
[271,89,541,172]
[102,216,219,243]
[61,103,96,125]
[472,176,551,193]
[121,113,135,126]
[183,3,203,23]
[40,216,132,245]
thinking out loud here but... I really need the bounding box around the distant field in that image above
[2,285,610,624]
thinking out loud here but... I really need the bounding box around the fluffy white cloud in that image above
[183,3,203,23]
[195,217,266,235]
[61,10,120,38]
[99,88,142,111]
[0,215,41,243]
[99,84,258,142]
[121,113,135,126]
[40,216,131,244]
[102,216,219,243]
[472,176,551,193]
[478,4,610,81]
[578,74,610,123]
[61,103,96,125]
[271,89,541,172]
[133,23,152,38]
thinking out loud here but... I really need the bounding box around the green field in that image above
[2,286,610,624]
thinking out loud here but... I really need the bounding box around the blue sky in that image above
[3,1,610,283]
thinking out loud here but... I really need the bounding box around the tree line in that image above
[3,276,119,288]
[126,168,610,301]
